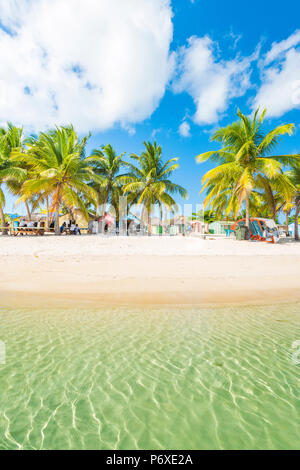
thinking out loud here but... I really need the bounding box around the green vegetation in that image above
[88,144,131,220]
[0,126,186,234]
[1,107,300,240]
[197,108,300,239]
[190,210,216,223]
[123,142,188,233]
[0,124,27,233]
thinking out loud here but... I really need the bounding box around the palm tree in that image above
[253,175,296,227]
[0,124,27,234]
[12,126,97,235]
[123,142,188,233]
[197,108,298,228]
[287,165,300,240]
[0,124,44,223]
[88,144,129,218]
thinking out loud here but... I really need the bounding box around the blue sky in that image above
[1,0,300,215]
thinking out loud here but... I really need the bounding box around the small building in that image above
[277,224,288,235]
[191,220,209,234]
[168,215,192,235]
[209,221,235,235]
[149,217,162,234]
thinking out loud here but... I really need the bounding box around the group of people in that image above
[9,218,46,236]
[60,220,81,235]
[15,219,44,229]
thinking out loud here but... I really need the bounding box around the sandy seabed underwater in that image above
[0,303,300,450]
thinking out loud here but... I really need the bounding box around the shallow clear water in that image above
[0,304,300,450]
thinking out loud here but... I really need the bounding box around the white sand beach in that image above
[1,235,300,307]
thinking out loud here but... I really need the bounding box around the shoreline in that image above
[2,288,300,310]
[1,237,300,309]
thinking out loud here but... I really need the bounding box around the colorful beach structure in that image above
[231,218,279,243]
[209,220,235,236]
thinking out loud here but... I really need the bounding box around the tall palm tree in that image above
[0,124,27,234]
[0,124,43,222]
[88,144,129,218]
[12,126,97,234]
[197,108,298,228]
[287,165,300,240]
[123,142,188,233]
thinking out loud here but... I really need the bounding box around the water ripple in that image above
[0,304,300,449]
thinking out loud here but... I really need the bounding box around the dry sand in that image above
[1,235,300,308]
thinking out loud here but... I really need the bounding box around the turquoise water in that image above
[0,304,300,450]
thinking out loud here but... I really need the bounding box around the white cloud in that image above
[264,30,300,65]
[179,121,191,137]
[0,0,174,133]
[173,36,253,125]
[253,32,300,117]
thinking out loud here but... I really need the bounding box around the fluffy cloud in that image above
[173,36,253,125]
[264,30,300,65]
[253,31,300,117]
[178,121,191,137]
[0,0,174,133]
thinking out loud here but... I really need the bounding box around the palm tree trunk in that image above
[96,202,102,218]
[46,196,50,231]
[96,188,109,218]
[55,202,60,235]
[25,201,31,221]
[285,212,290,237]
[295,206,300,241]
[245,190,250,229]
[0,204,8,235]
[147,216,152,236]
[146,206,152,236]
[96,195,107,218]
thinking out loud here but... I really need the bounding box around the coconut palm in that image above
[88,144,130,218]
[0,124,45,222]
[197,108,298,228]
[287,165,300,240]
[123,142,188,233]
[12,126,97,234]
[0,124,27,234]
